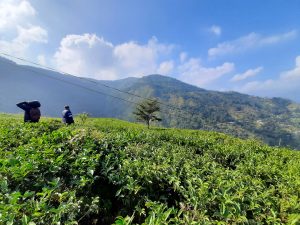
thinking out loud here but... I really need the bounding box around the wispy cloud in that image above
[231,66,263,82]
[179,52,187,63]
[208,30,297,58]
[0,25,47,56]
[15,25,47,44]
[209,25,222,36]
[237,56,300,102]
[0,0,47,57]
[37,54,46,66]
[157,60,174,75]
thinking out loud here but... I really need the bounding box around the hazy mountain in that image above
[0,57,130,118]
[1,57,300,149]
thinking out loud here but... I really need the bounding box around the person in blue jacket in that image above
[62,105,74,125]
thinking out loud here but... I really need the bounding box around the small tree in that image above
[77,112,90,124]
[133,99,162,128]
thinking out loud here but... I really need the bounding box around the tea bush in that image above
[0,115,299,224]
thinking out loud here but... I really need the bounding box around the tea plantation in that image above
[0,114,300,224]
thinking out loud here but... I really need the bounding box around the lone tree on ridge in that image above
[133,99,162,128]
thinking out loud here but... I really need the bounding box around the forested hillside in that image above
[120,75,300,149]
[0,114,299,224]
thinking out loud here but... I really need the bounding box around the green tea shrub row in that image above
[0,117,299,224]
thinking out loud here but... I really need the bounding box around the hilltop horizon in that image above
[1,55,298,104]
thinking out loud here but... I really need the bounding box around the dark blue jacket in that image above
[62,109,74,124]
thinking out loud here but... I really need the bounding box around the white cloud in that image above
[231,66,263,82]
[15,25,47,44]
[238,56,300,102]
[177,58,235,86]
[208,30,297,58]
[54,34,114,79]
[0,25,48,56]
[210,25,221,36]
[0,0,47,57]
[0,0,35,29]
[157,60,174,75]
[54,34,173,79]
[53,33,234,87]
[114,39,158,76]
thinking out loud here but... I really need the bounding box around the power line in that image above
[0,52,201,122]
[1,52,197,117]
[0,53,138,105]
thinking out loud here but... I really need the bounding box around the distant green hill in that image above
[1,57,300,149]
[115,75,300,149]
[0,115,299,224]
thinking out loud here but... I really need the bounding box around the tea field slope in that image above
[0,115,300,224]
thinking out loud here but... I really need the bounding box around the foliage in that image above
[122,75,300,149]
[76,112,90,124]
[133,99,161,128]
[0,115,300,224]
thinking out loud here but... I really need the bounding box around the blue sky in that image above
[1,0,300,102]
